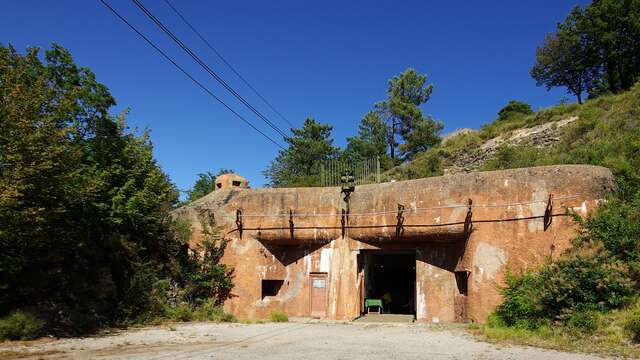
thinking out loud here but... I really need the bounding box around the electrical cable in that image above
[98,0,286,149]
[162,0,295,130]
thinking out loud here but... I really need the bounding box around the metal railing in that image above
[319,156,381,187]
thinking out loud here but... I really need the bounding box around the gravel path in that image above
[1,320,614,360]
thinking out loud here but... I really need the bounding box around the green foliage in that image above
[531,6,598,103]
[376,68,438,161]
[0,311,43,341]
[577,195,640,264]
[344,111,389,164]
[567,309,601,333]
[495,243,634,328]
[0,44,234,335]
[264,117,340,187]
[624,304,640,342]
[398,116,443,159]
[481,146,546,171]
[497,100,534,121]
[383,148,444,181]
[270,310,288,322]
[192,299,235,322]
[531,0,640,100]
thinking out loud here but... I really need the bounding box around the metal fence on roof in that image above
[319,156,381,187]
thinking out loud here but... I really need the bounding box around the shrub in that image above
[567,308,601,333]
[624,305,640,342]
[0,311,44,341]
[494,272,546,329]
[481,146,546,171]
[494,243,634,328]
[192,300,235,322]
[270,311,288,322]
[167,304,194,322]
[497,100,533,122]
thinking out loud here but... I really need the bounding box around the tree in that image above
[376,68,435,161]
[0,44,233,333]
[531,1,640,100]
[344,111,388,163]
[263,118,339,187]
[583,0,640,93]
[530,7,598,104]
[184,169,233,204]
[398,116,444,159]
[497,100,534,121]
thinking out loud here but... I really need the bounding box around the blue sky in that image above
[2,0,590,191]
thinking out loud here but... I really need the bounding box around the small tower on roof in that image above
[215,173,249,190]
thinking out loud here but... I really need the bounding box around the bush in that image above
[624,305,640,342]
[481,146,546,171]
[567,308,601,333]
[270,311,288,322]
[497,100,533,122]
[494,243,634,328]
[192,300,235,322]
[494,272,546,329]
[166,304,194,322]
[0,311,43,341]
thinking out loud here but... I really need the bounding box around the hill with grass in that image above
[384,82,640,193]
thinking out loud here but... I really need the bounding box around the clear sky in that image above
[2,0,590,192]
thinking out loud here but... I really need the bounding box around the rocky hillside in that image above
[384,82,640,184]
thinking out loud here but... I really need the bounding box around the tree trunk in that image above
[388,118,397,160]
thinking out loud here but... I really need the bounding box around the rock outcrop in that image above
[444,117,578,174]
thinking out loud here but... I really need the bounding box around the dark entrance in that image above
[361,251,416,315]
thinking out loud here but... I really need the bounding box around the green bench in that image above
[364,298,383,314]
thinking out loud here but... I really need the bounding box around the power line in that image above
[98,0,285,150]
[131,0,289,139]
[162,0,295,130]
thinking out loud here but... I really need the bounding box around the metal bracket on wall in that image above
[289,209,295,241]
[543,194,553,231]
[396,204,405,239]
[341,209,347,238]
[235,209,243,239]
[464,198,473,234]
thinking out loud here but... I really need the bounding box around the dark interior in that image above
[261,279,284,298]
[365,252,416,315]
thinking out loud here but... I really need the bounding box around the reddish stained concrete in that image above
[173,165,615,323]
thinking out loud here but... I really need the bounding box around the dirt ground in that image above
[0,320,614,360]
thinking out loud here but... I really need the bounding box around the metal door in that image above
[310,273,328,317]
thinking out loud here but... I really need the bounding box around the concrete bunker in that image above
[174,165,616,323]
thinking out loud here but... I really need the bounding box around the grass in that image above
[384,81,640,181]
[270,311,289,323]
[470,306,640,358]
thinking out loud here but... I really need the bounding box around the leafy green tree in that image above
[398,116,443,159]
[377,68,434,161]
[530,7,599,104]
[583,0,640,93]
[263,117,339,187]
[0,44,233,333]
[531,1,640,100]
[344,111,389,164]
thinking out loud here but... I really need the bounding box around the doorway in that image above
[361,251,416,315]
[309,273,328,318]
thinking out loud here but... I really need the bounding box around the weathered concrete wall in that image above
[173,165,615,323]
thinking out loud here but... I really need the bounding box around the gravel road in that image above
[1,320,614,360]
